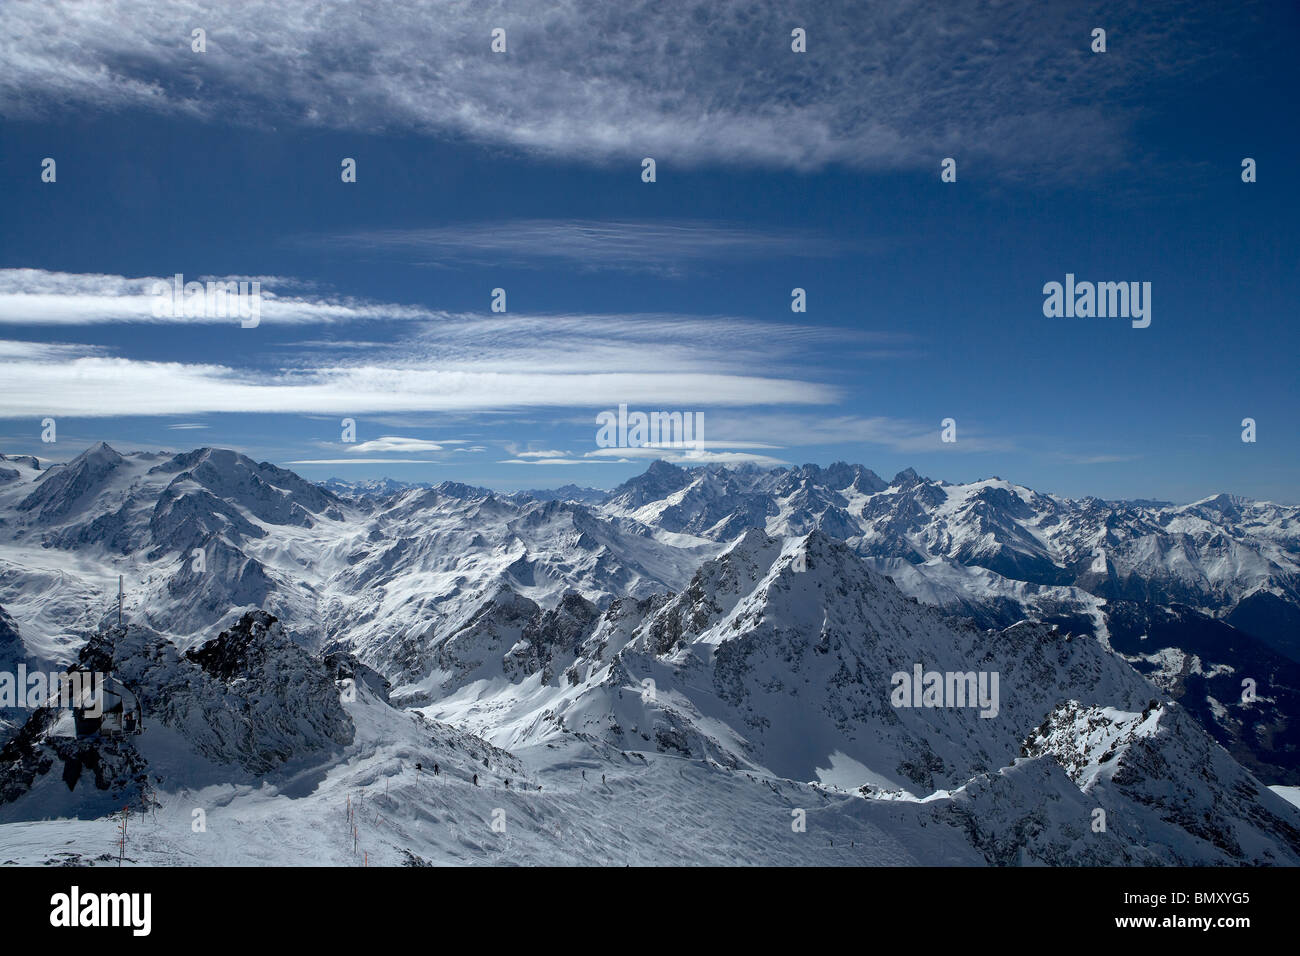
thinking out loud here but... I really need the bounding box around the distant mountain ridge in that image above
[0,443,1297,865]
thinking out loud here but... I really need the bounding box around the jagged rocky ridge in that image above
[0,609,353,817]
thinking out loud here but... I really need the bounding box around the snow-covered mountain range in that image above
[593,460,1300,785]
[0,444,1296,865]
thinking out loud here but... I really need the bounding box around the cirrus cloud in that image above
[0,0,1245,175]
[0,269,441,326]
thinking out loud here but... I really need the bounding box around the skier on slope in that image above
[473,773,478,786]
[433,763,439,776]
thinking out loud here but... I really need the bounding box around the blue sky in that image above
[0,0,1296,502]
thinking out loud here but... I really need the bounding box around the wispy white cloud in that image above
[502,439,789,466]
[0,339,105,361]
[398,312,897,378]
[0,1,1236,173]
[639,440,781,450]
[348,437,447,453]
[0,269,440,326]
[0,337,837,418]
[502,457,632,466]
[286,458,442,465]
[584,447,788,467]
[318,220,851,275]
[0,273,905,380]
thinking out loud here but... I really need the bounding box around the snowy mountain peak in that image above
[16,442,129,524]
[891,467,924,487]
[607,459,691,508]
